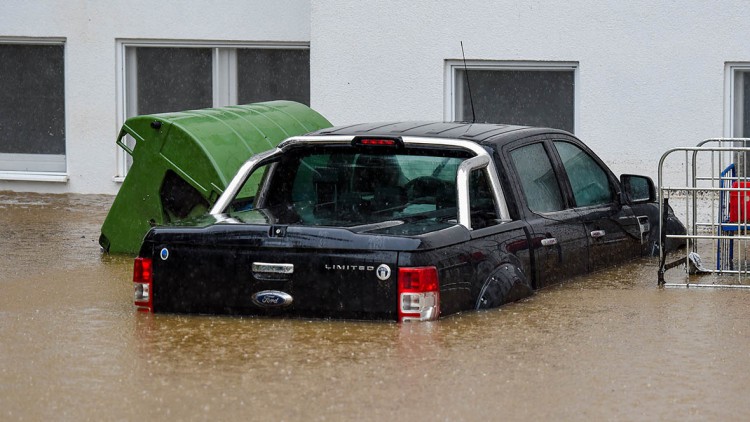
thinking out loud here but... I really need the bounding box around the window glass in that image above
[230,150,466,226]
[0,43,65,172]
[510,143,564,213]
[469,169,498,228]
[135,47,212,114]
[120,44,311,176]
[237,49,310,105]
[623,176,651,202]
[554,141,614,207]
[455,68,574,132]
[230,164,269,212]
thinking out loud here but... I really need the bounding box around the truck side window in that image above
[469,169,498,228]
[510,143,565,213]
[553,141,614,207]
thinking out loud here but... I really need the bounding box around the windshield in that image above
[229,148,469,227]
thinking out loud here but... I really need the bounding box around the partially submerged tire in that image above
[475,264,533,310]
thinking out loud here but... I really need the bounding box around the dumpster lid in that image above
[119,100,332,190]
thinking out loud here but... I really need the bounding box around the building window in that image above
[117,41,310,177]
[134,47,213,115]
[727,63,750,138]
[446,61,577,133]
[237,48,310,105]
[0,40,66,179]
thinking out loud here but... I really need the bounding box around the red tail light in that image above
[398,266,440,322]
[133,257,153,312]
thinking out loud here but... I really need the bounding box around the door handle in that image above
[590,230,606,238]
[541,238,558,246]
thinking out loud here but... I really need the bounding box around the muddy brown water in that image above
[1,191,749,421]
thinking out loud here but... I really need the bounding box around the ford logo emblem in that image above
[251,290,293,308]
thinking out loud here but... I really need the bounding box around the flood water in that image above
[1,191,749,421]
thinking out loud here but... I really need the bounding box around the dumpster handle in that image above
[116,126,145,157]
[116,132,134,156]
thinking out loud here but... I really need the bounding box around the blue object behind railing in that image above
[718,163,737,270]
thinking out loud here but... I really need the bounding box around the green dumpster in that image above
[99,100,332,254]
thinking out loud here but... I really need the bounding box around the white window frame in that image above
[0,37,68,183]
[725,63,750,138]
[114,39,310,181]
[443,60,579,132]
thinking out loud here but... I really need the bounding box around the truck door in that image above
[506,141,589,289]
[551,139,641,271]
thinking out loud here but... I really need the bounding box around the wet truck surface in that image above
[133,122,685,321]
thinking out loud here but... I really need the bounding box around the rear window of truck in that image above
[230,149,469,227]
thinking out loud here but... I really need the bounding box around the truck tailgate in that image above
[151,242,400,320]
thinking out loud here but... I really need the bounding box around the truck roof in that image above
[308,121,570,146]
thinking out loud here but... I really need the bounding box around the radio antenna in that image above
[460,41,476,123]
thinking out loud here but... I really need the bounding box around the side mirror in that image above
[620,174,656,203]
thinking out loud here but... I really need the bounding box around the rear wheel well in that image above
[475,263,533,310]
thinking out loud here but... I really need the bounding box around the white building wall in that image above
[311,1,750,184]
[3,1,750,193]
[0,0,311,194]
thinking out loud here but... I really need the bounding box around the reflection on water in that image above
[1,192,750,420]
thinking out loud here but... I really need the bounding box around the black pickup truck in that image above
[133,122,684,321]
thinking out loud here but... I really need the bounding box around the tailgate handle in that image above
[252,262,294,274]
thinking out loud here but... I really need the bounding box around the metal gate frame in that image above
[658,138,750,288]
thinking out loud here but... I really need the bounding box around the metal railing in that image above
[658,138,750,288]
